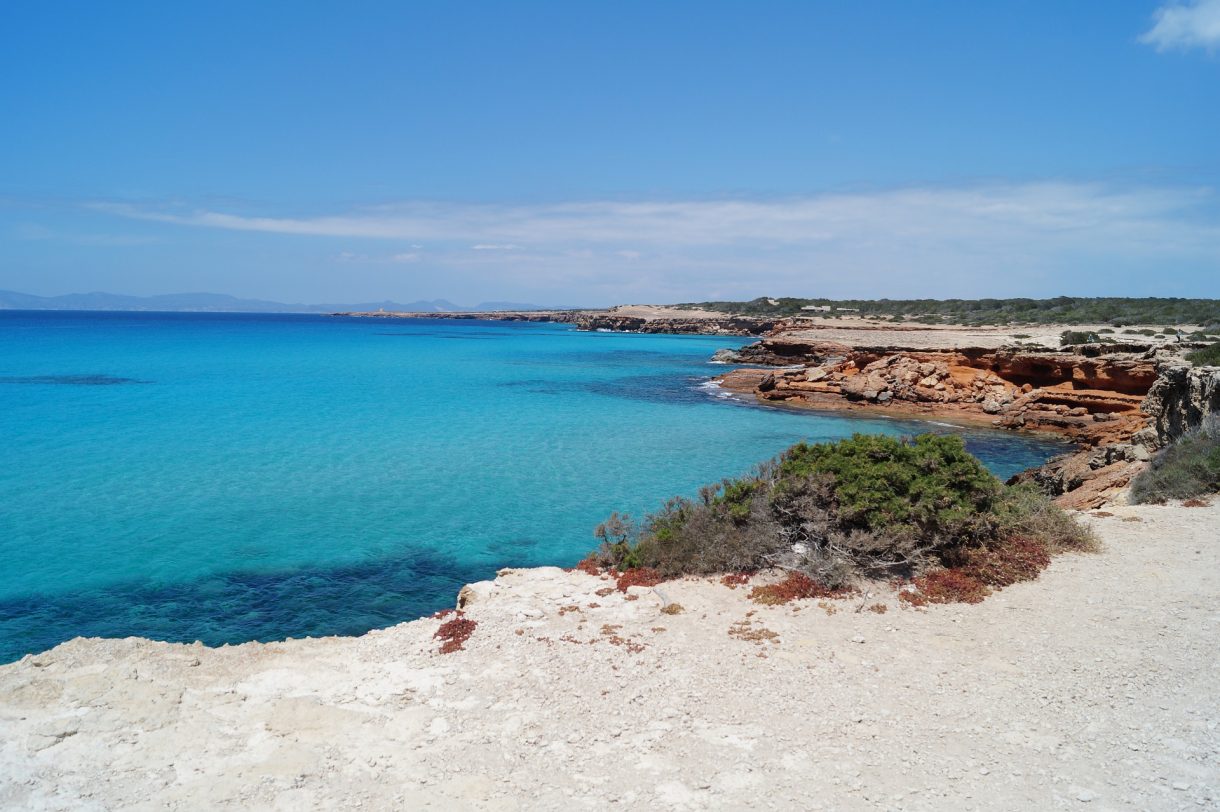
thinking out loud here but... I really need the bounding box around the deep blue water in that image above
[0,311,1072,662]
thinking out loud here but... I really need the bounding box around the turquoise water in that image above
[0,312,1071,662]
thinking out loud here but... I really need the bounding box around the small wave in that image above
[696,379,735,399]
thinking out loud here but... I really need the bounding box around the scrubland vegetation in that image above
[1130,416,1220,504]
[677,296,1220,327]
[590,434,1095,605]
[1186,342,1220,367]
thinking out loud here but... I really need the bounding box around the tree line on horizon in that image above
[675,296,1220,327]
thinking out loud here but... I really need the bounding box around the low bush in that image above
[990,483,1098,553]
[435,613,477,654]
[957,536,1051,587]
[1130,417,1220,504]
[899,569,990,605]
[747,572,851,605]
[1185,342,1220,368]
[720,572,754,589]
[1060,330,1097,346]
[615,567,665,592]
[590,434,1095,596]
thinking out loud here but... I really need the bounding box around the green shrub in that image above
[777,434,1000,537]
[715,479,760,522]
[990,482,1098,553]
[1060,330,1096,346]
[591,434,1093,588]
[1130,418,1220,504]
[1185,342,1220,368]
[592,512,642,570]
[677,297,1220,326]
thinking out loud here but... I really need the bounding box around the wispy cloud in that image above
[13,222,161,246]
[335,250,423,264]
[89,184,1218,247]
[1140,0,1220,51]
[89,182,1220,299]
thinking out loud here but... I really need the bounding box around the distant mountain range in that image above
[0,290,574,313]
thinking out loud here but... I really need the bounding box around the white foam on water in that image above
[697,379,736,399]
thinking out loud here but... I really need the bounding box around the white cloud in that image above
[90,183,1220,299]
[1140,0,1220,51]
[336,250,422,264]
[91,183,1218,251]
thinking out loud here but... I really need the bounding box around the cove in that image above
[0,311,1072,662]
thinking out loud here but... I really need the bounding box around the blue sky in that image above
[2,1,1218,305]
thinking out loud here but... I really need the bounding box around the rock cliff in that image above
[1140,363,1220,445]
[717,336,1219,509]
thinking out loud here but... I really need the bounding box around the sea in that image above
[0,311,1072,662]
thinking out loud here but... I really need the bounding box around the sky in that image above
[1,1,1218,306]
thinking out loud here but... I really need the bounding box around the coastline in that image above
[329,305,777,336]
[1,312,1216,809]
[705,328,1218,509]
[3,500,1216,809]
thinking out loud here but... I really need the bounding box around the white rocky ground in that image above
[1,502,1217,811]
[768,320,1202,352]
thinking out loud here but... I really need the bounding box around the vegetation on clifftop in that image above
[590,434,1095,602]
[1130,417,1220,504]
[1185,342,1220,368]
[676,296,1220,327]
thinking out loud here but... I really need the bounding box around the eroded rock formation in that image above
[717,336,1219,508]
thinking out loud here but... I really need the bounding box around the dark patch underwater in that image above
[0,546,537,664]
[0,374,147,386]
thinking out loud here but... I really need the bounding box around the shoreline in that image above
[329,306,777,336]
[2,311,1216,808]
[3,499,1216,809]
[706,331,1218,508]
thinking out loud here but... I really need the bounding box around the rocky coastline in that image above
[3,310,1218,809]
[337,305,1220,509]
[330,308,777,336]
[711,332,1219,509]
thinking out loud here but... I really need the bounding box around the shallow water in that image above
[0,312,1071,661]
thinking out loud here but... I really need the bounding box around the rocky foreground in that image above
[2,501,1218,811]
